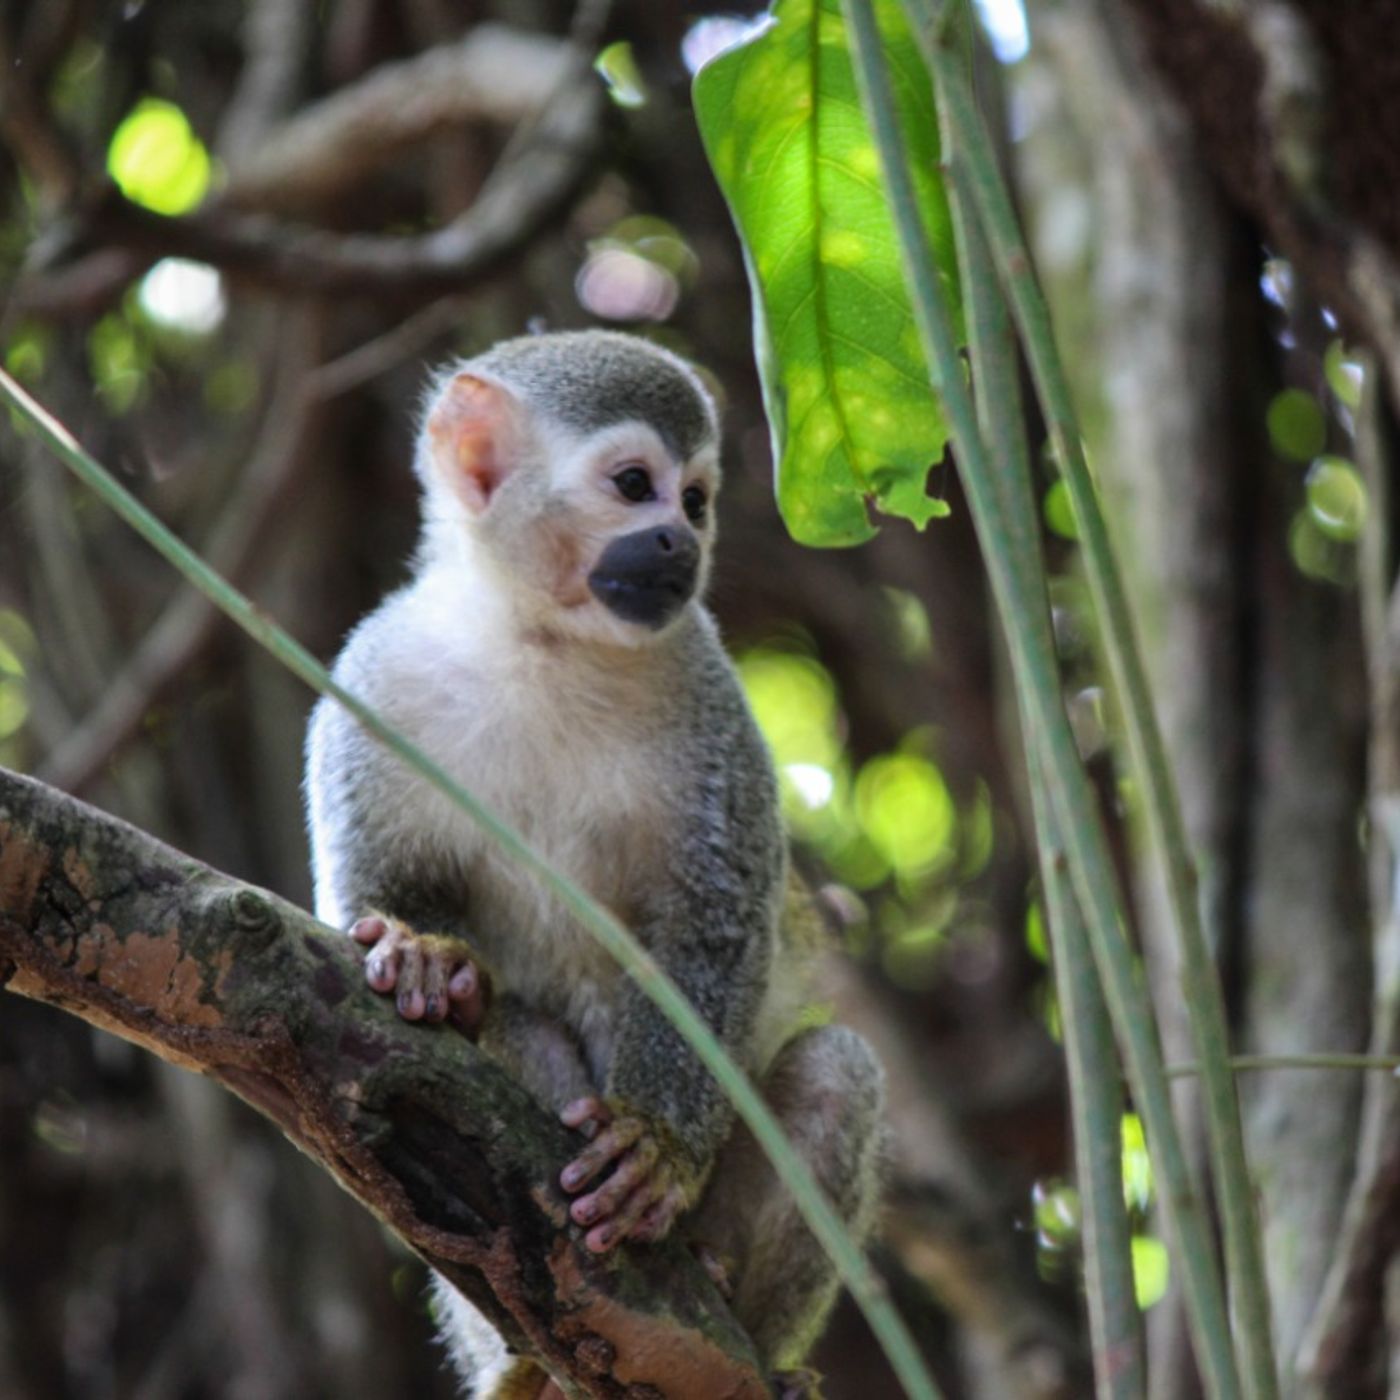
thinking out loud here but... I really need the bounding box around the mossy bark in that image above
[0,766,767,1400]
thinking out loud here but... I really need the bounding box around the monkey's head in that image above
[416,330,721,647]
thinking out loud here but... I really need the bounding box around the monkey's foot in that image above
[771,1368,825,1400]
[349,915,489,1034]
[557,1097,695,1253]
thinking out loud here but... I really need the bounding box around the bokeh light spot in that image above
[1266,388,1326,463]
[107,98,212,215]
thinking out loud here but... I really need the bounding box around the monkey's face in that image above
[534,418,718,644]
[423,372,719,647]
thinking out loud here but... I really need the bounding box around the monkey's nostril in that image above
[655,528,674,554]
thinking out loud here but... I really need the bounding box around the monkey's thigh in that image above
[691,1023,886,1370]
[478,993,596,1115]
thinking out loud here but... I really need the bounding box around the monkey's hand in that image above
[349,915,489,1034]
[557,1097,703,1254]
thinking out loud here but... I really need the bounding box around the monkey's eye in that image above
[682,485,708,524]
[612,465,655,503]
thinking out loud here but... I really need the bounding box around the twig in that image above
[220,24,577,211]
[306,299,465,400]
[1296,353,1400,1391]
[1168,1055,1400,1079]
[37,309,326,796]
[216,0,316,163]
[0,23,79,209]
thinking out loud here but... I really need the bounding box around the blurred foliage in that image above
[595,41,649,109]
[1323,339,1364,410]
[1266,387,1326,464]
[738,633,997,990]
[4,322,54,384]
[1306,456,1366,543]
[1032,1112,1168,1310]
[106,98,213,215]
[694,0,958,545]
[0,610,36,770]
[1043,477,1077,540]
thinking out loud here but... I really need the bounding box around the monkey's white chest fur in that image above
[349,574,673,1030]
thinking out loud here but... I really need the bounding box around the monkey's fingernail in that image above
[561,1164,585,1190]
[368,958,384,981]
[573,1200,597,1224]
[425,996,439,1018]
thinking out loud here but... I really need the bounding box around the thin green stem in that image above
[914,14,1279,1395]
[0,370,942,1400]
[839,5,1240,1396]
[938,25,1144,1390]
[1168,1054,1400,1079]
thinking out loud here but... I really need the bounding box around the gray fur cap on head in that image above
[428,329,720,464]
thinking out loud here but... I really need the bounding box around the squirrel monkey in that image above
[305,330,884,1398]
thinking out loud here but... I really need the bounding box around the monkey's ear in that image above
[424,373,530,515]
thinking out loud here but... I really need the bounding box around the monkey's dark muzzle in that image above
[588,525,699,629]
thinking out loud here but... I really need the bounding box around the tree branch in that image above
[0,765,767,1399]
[219,24,577,212]
[11,71,601,312]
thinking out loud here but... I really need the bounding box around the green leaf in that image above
[693,0,957,546]
[594,41,649,109]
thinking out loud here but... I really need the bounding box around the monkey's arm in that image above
[307,690,487,1027]
[560,700,785,1252]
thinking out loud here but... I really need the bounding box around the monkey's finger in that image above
[396,939,427,1020]
[629,1184,688,1244]
[350,915,389,945]
[365,925,408,992]
[422,950,450,1022]
[447,962,477,1001]
[584,1176,659,1254]
[569,1138,659,1227]
[446,962,488,1036]
[560,1120,641,1193]
[560,1097,608,1131]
